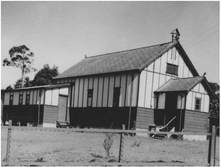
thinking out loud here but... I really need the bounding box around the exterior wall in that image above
[154,108,185,131]
[4,92,10,105]
[45,88,69,106]
[177,94,185,109]
[70,72,139,108]
[158,93,166,109]
[3,87,69,126]
[186,83,210,112]
[69,107,137,129]
[136,107,154,129]
[13,92,19,105]
[184,110,209,133]
[138,47,193,108]
[44,87,69,125]
[2,105,44,125]
[4,90,45,106]
[43,105,59,124]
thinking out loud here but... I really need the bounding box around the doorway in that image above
[58,95,68,122]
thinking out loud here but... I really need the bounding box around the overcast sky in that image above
[1,1,219,89]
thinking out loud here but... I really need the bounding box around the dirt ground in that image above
[1,127,220,165]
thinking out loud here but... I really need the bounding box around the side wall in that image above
[68,73,139,108]
[44,87,70,125]
[2,105,44,126]
[43,105,59,124]
[3,87,70,126]
[4,90,45,106]
[186,83,210,112]
[3,89,45,126]
[69,107,137,129]
[136,107,154,129]
[184,110,209,133]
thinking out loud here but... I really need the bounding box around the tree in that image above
[209,82,219,99]
[5,85,13,90]
[3,45,36,88]
[32,64,59,86]
[14,77,33,89]
[209,82,219,119]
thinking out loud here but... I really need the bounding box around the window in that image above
[1,93,4,103]
[19,92,23,105]
[195,98,201,111]
[113,87,120,107]
[87,89,93,107]
[166,63,178,76]
[9,92,13,105]
[26,92,30,105]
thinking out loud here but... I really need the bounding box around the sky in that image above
[1,1,219,89]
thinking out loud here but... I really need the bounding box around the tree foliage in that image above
[5,85,13,90]
[32,64,59,86]
[209,82,219,119]
[3,45,36,87]
[3,64,60,90]
[14,77,32,89]
[210,99,219,118]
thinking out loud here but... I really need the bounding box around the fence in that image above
[1,120,219,166]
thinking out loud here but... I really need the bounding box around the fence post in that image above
[118,124,125,162]
[6,120,12,164]
[208,125,216,166]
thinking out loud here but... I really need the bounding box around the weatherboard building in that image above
[2,29,216,135]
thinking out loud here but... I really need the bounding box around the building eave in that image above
[2,83,70,92]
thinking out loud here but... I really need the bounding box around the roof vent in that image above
[171,28,180,42]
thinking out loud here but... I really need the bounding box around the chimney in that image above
[171,28,180,42]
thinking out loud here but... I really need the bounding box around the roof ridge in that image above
[86,41,174,59]
[172,76,203,80]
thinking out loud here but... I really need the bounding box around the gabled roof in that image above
[155,76,217,99]
[55,41,178,79]
[155,76,204,93]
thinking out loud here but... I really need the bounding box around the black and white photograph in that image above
[1,1,219,166]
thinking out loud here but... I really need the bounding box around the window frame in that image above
[113,87,121,107]
[19,92,23,105]
[87,89,93,107]
[9,92,13,105]
[166,63,178,76]
[26,91,30,105]
[195,97,201,111]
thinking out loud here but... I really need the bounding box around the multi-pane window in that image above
[9,92,13,105]
[195,98,201,111]
[26,92,30,105]
[113,87,120,107]
[19,92,23,105]
[87,89,93,107]
[166,63,178,76]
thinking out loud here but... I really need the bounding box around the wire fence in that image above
[1,121,219,166]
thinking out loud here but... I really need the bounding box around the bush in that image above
[102,132,115,158]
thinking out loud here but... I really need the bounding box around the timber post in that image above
[208,125,216,166]
[118,124,125,162]
[6,120,12,164]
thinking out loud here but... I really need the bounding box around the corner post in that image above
[208,125,216,166]
[6,120,12,164]
[118,124,125,162]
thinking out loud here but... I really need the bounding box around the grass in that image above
[1,126,220,165]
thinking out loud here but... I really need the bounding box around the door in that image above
[164,93,178,127]
[165,93,178,110]
[58,95,68,122]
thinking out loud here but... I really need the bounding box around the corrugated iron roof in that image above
[3,83,70,92]
[155,76,204,93]
[55,41,178,79]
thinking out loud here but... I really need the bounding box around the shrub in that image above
[102,132,115,158]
